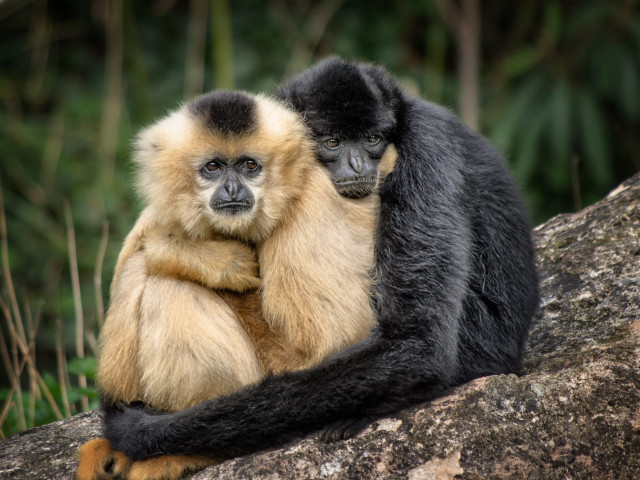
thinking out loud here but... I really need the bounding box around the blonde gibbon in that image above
[77,90,396,480]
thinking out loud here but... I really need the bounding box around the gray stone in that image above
[2,173,640,479]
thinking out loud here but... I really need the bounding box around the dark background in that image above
[0,0,638,435]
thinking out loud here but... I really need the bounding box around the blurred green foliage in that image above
[486,0,640,216]
[0,0,638,431]
[0,357,98,436]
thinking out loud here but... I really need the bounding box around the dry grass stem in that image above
[94,221,109,329]
[56,317,71,418]
[64,202,89,411]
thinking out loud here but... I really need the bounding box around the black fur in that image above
[103,58,540,460]
[188,90,257,136]
[278,59,398,139]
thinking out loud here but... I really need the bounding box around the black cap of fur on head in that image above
[276,57,402,139]
[188,90,257,136]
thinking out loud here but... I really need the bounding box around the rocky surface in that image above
[2,173,640,479]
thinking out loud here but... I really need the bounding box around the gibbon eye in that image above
[244,159,259,171]
[366,135,381,145]
[203,161,220,172]
[325,138,340,148]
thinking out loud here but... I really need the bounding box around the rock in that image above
[2,174,640,479]
[0,411,102,479]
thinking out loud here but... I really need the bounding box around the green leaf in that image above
[589,40,622,99]
[576,89,613,187]
[41,372,59,390]
[503,47,542,79]
[67,357,98,380]
[67,386,100,403]
[630,18,640,53]
[491,73,546,153]
[566,2,613,39]
[617,47,640,121]
[548,80,572,170]
[544,1,563,43]
[513,101,548,184]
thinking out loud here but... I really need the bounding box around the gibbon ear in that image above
[132,109,190,165]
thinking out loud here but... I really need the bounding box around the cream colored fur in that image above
[96,93,397,413]
[85,92,396,480]
[97,210,265,411]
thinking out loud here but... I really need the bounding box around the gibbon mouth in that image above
[334,177,377,199]
[211,201,253,215]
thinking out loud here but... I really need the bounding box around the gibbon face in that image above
[277,57,399,199]
[133,91,314,242]
[315,135,392,199]
[200,154,260,216]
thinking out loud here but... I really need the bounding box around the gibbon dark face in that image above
[277,59,398,199]
[317,135,390,198]
[200,155,261,215]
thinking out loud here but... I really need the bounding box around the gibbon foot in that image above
[319,416,373,442]
[77,438,132,480]
[127,455,217,480]
[77,437,216,480]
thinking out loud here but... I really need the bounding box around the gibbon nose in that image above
[223,172,242,200]
[348,150,365,174]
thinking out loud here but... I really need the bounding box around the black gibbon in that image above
[77,89,396,479]
[102,58,539,462]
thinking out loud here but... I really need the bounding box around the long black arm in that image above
[105,334,447,460]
